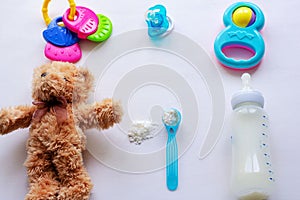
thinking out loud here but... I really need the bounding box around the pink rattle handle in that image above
[62,6,99,39]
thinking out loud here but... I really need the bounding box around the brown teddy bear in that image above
[0,61,123,200]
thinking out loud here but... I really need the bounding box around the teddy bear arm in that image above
[77,99,123,130]
[75,104,96,131]
[0,105,36,135]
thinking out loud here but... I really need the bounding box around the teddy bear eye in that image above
[63,77,69,82]
[41,72,48,77]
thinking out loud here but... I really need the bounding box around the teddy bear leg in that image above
[57,168,92,200]
[24,139,60,200]
[25,172,59,200]
[53,143,93,200]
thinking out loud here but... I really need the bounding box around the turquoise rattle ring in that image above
[214,2,265,70]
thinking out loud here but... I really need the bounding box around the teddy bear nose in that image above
[41,82,51,91]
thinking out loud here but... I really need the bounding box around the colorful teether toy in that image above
[41,0,113,63]
[214,2,265,70]
[145,4,174,38]
[42,0,81,62]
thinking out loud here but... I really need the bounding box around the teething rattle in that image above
[145,4,174,38]
[41,0,113,63]
[214,2,265,70]
[42,0,81,63]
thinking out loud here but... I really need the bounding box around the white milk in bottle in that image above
[230,73,274,200]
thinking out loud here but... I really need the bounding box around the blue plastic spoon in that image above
[162,108,181,191]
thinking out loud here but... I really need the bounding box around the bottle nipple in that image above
[241,73,252,91]
[231,72,264,109]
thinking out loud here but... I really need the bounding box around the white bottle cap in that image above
[231,73,264,109]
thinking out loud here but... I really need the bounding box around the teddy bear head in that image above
[32,62,94,104]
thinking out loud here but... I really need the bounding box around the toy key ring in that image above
[41,0,82,63]
[41,0,113,63]
[214,2,265,70]
[42,0,76,25]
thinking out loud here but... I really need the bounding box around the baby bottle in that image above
[230,73,274,200]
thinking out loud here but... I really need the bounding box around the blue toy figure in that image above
[214,2,265,70]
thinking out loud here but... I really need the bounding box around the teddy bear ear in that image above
[73,68,95,102]
[77,68,94,88]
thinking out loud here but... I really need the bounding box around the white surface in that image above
[0,0,299,199]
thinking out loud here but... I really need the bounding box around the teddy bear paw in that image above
[111,100,123,124]
[25,178,59,200]
[94,99,123,129]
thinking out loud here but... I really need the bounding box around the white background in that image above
[0,0,299,199]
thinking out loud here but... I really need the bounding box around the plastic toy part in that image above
[43,17,79,47]
[44,42,82,63]
[62,6,99,39]
[232,6,256,27]
[214,2,265,70]
[87,14,113,42]
[42,0,76,26]
[163,109,181,191]
[145,4,174,38]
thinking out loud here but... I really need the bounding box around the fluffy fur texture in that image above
[0,62,123,200]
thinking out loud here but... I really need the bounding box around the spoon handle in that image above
[166,135,178,191]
